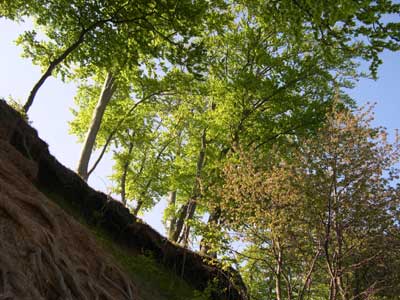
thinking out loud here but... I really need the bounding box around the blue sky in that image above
[1,18,400,234]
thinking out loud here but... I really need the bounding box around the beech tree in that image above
[2,2,400,298]
[1,0,222,181]
[3,0,400,264]
[162,0,400,248]
[1,0,214,111]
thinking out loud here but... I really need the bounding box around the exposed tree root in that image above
[99,263,136,300]
[0,178,59,236]
[0,195,34,241]
[0,252,45,300]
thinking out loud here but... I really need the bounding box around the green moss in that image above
[90,226,198,300]
[40,188,210,300]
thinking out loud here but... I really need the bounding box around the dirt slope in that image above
[0,100,247,300]
[0,141,139,299]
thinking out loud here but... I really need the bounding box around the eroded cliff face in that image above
[0,139,138,299]
[0,100,247,300]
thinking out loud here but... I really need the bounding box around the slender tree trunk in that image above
[133,200,143,217]
[180,198,196,247]
[298,246,321,300]
[275,242,283,300]
[22,9,149,113]
[167,191,177,240]
[199,207,221,257]
[166,132,182,241]
[23,33,86,112]
[22,16,116,113]
[172,129,207,245]
[120,141,134,206]
[329,277,338,300]
[77,71,117,180]
[329,160,341,300]
[171,203,189,242]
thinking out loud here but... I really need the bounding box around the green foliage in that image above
[219,104,400,300]
[4,0,219,76]
[3,1,400,297]
[65,0,400,247]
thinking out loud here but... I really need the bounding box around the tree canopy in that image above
[1,0,400,299]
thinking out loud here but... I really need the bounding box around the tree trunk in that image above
[171,203,188,242]
[120,141,134,206]
[166,132,182,241]
[199,207,221,258]
[22,16,116,113]
[180,198,196,247]
[77,71,117,181]
[172,129,207,246]
[275,241,283,300]
[133,200,143,217]
[23,32,86,112]
[299,246,321,300]
[167,191,177,240]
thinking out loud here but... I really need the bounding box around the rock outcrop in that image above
[0,100,247,300]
